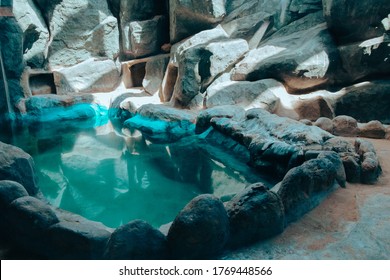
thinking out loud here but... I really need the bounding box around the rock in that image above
[46,0,120,68]
[205,79,282,111]
[167,194,229,259]
[359,121,386,139]
[172,38,248,107]
[314,117,333,133]
[6,196,59,237]
[13,0,49,68]
[289,0,323,18]
[0,142,39,196]
[318,151,346,188]
[322,0,389,43]
[277,157,338,222]
[0,180,28,208]
[122,16,168,59]
[45,220,112,259]
[323,137,356,154]
[169,0,226,43]
[53,58,121,95]
[293,96,334,121]
[124,104,196,143]
[195,105,245,134]
[232,12,342,93]
[361,152,381,184]
[337,37,390,84]
[332,115,359,137]
[333,80,390,124]
[342,155,361,183]
[105,220,167,260]
[300,119,312,126]
[143,56,169,96]
[225,183,284,248]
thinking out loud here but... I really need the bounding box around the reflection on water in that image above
[2,121,250,228]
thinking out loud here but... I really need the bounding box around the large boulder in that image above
[143,55,170,96]
[122,16,168,58]
[170,0,226,43]
[205,79,282,111]
[53,58,121,95]
[0,180,28,208]
[45,219,112,259]
[276,157,339,222]
[232,12,343,94]
[167,194,229,259]
[333,80,390,124]
[322,0,390,43]
[172,38,248,106]
[0,142,39,195]
[42,0,120,68]
[225,183,285,248]
[13,0,49,68]
[105,220,168,260]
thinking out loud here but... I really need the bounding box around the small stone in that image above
[359,121,386,139]
[314,117,333,133]
[332,115,359,137]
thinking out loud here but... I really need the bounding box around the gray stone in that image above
[314,117,333,133]
[6,196,59,236]
[277,157,338,222]
[318,151,346,188]
[143,56,169,95]
[342,155,361,183]
[105,220,168,260]
[361,152,382,184]
[47,0,120,68]
[332,115,359,137]
[122,16,167,59]
[322,0,390,43]
[232,12,342,94]
[333,80,390,124]
[170,0,226,43]
[13,0,49,68]
[0,141,38,195]
[225,183,285,248]
[167,194,229,259]
[53,58,121,95]
[0,180,28,207]
[172,38,248,107]
[195,105,245,134]
[359,121,386,139]
[206,79,281,111]
[45,220,112,259]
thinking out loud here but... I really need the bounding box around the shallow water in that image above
[1,121,252,228]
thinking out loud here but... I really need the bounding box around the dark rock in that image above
[333,80,390,124]
[314,117,333,133]
[0,141,39,196]
[322,0,389,43]
[318,151,346,188]
[355,138,376,157]
[359,121,386,139]
[277,157,338,222]
[0,180,28,207]
[167,194,229,259]
[195,105,245,134]
[342,155,361,183]
[45,220,112,259]
[361,152,382,184]
[225,183,284,248]
[105,220,167,260]
[6,196,59,237]
[294,96,334,121]
[332,115,359,137]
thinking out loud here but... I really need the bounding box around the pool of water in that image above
[1,121,253,228]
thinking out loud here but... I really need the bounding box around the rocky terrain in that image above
[0,0,389,259]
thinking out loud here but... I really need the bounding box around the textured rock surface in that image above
[167,194,229,259]
[225,183,285,248]
[44,0,120,68]
[332,115,359,137]
[0,180,28,207]
[53,58,121,95]
[0,142,38,195]
[105,220,167,260]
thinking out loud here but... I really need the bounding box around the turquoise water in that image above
[2,121,252,228]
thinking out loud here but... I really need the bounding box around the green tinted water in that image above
[3,122,251,228]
